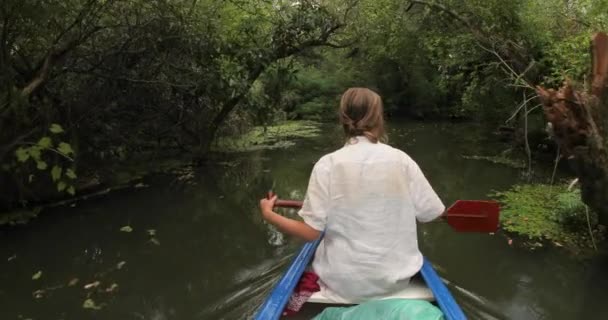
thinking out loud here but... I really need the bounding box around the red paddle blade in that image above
[446,200,500,233]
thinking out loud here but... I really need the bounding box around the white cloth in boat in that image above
[298,136,445,303]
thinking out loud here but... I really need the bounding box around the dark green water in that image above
[1,121,607,320]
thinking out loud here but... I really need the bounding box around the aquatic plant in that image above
[494,184,605,252]
[215,121,322,152]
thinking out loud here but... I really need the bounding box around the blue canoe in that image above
[254,237,466,320]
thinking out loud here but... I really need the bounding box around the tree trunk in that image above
[536,32,608,225]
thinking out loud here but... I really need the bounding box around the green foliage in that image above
[6,125,77,202]
[494,184,604,251]
[2,0,608,219]
[0,0,350,212]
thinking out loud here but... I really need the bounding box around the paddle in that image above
[267,192,500,233]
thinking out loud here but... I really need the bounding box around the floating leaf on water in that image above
[120,226,133,233]
[32,271,42,280]
[149,238,160,246]
[32,289,45,299]
[68,278,79,286]
[116,261,126,269]
[146,229,156,236]
[82,298,102,310]
[84,281,100,290]
[105,283,119,293]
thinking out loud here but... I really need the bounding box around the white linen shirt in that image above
[298,136,445,302]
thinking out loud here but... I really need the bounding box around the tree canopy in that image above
[2,0,608,215]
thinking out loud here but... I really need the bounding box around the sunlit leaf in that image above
[36,161,48,170]
[68,278,79,286]
[38,137,52,148]
[32,271,42,280]
[29,147,41,160]
[120,226,133,232]
[147,229,156,236]
[149,238,160,245]
[15,148,29,162]
[57,181,67,192]
[83,298,102,310]
[66,168,77,179]
[67,186,75,195]
[51,166,62,181]
[116,261,126,269]
[49,124,64,134]
[57,142,74,156]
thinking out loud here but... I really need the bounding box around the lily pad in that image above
[84,281,100,290]
[68,278,79,286]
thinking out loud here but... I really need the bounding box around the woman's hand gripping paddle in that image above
[268,193,500,233]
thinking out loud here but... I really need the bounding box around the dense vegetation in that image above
[2,0,608,239]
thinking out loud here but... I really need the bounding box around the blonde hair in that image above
[339,87,385,143]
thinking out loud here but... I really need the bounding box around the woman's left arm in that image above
[260,196,322,242]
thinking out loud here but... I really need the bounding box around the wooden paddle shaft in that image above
[270,196,499,233]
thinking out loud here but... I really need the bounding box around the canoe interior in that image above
[280,276,436,320]
[282,302,442,320]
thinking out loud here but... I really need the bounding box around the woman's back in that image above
[259,87,444,303]
[299,136,444,302]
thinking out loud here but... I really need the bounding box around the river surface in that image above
[1,121,607,320]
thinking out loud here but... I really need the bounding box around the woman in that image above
[259,87,445,302]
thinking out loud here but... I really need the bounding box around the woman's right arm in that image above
[406,159,445,223]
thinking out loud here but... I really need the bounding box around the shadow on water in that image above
[1,120,607,320]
